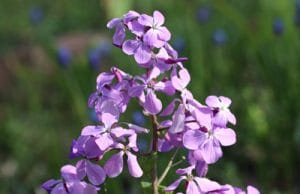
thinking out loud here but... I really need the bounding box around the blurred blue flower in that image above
[295,0,300,27]
[173,37,185,53]
[57,47,72,68]
[212,29,227,46]
[88,41,112,70]
[29,6,44,25]
[273,18,284,36]
[132,111,145,126]
[137,138,148,153]
[89,109,98,123]
[196,6,211,24]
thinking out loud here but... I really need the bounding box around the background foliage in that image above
[0,0,299,193]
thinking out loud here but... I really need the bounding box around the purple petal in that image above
[134,43,151,64]
[122,40,140,55]
[148,66,161,80]
[213,111,228,127]
[83,184,98,194]
[60,165,78,182]
[157,138,174,152]
[111,127,135,138]
[247,185,260,194]
[194,177,221,192]
[158,26,171,42]
[183,130,206,150]
[144,29,164,48]
[219,96,232,107]
[153,11,165,26]
[86,160,106,185]
[129,85,145,97]
[51,183,67,194]
[165,176,186,192]
[127,20,145,36]
[227,110,237,125]
[155,80,176,96]
[200,139,222,164]
[171,67,190,91]
[169,104,185,134]
[138,14,153,27]
[113,24,126,46]
[205,95,221,108]
[214,127,236,146]
[186,181,200,194]
[81,125,104,136]
[42,179,61,192]
[160,99,178,116]
[96,72,114,89]
[127,123,149,133]
[76,159,86,180]
[104,151,124,178]
[176,166,194,175]
[143,90,162,115]
[128,134,138,151]
[107,18,122,28]
[95,133,114,151]
[126,151,143,177]
[123,11,140,24]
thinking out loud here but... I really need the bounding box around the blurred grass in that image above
[0,0,300,193]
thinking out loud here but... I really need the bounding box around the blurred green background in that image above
[0,0,300,193]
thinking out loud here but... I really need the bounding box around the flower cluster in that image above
[43,10,260,194]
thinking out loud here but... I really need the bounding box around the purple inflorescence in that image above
[43,10,260,194]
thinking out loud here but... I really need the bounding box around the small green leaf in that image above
[141,181,152,188]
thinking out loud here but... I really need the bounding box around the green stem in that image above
[157,148,179,186]
[151,115,159,194]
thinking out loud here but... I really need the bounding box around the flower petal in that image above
[205,95,221,108]
[122,40,140,55]
[165,176,186,192]
[183,130,206,150]
[186,181,200,194]
[169,104,185,134]
[214,127,236,146]
[200,139,222,164]
[153,10,165,26]
[126,151,143,177]
[104,152,124,178]
[194,177,221,192]
[95,133,114,151]
[86,160,106,185]
[144,90,162,115]
[134,44,151,64]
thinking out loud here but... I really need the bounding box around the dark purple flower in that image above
[273,18,284,36]
[57,47,72,68]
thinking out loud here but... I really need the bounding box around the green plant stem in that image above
[151,115,159,194]
[157,148,179,186]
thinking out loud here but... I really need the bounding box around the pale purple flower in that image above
[42,165,99,194]
[129,67,175,114]
[122,38,152,64]
[205,95,236,127]
[104,134,143,178]
[76,159,106,185]
[138,10,171,48]
[183,108,236,164]
[171,66,191,92]
[165,166,222,194]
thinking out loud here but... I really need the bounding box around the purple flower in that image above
[273,18,284,36]
[122,38,152,64]
[138,10,171,48]
[42,165,99,194]
[205,95,236,127]
[171,66,191,92]
[183,126,236,164]
[129,67,175,114]
[57,47,72,68]
[76,159,106,185]
[165,166,222,194]
[104,134,143,178]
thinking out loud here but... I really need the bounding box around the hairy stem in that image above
[151,115,159,194]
